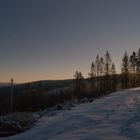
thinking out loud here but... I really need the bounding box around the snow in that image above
[1,88,140,140]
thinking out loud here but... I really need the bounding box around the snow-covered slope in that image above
[1,88,140,140]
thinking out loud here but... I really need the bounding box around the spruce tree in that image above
[99,57,104,77]
[104,51,112,76]
[95,55,100,90]
[121,51,129,89]
[136,48,140,86]
[88,62,96,90]
[111,62,117,91]
[89,62,96,78]
[129,52,137,87]
[99,57,104,91]
[104,51,112,91]
[137,49,140,72]
[74,71,85,98]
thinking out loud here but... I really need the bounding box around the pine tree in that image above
[129,52,137,87]
[104,51,112,91]
[10,78,14,113]
[104,51,111,75]
[89,62,96,78]
[95,55,100,90]
[137,49,140,72]
[95,55,100,76]
[136,48,140,86]
[99,57,104,91]
[74,71,85,98]
[111,62,117,91]
[99,57,104,77]
[121,51,129,89]
[88,62,96,90]
[129,54,133,87]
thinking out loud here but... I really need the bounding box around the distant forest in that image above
[1,49,140,115]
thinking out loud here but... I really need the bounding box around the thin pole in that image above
[10,78,14,113]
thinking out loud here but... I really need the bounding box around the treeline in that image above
[13,82,74,112]
[73,49,140,99]
[0,81,74,115]
[1,49,140,115]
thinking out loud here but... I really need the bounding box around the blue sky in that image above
[0,0,140,82]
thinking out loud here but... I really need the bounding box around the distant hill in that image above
[0,79,74,96]
[0,83,10,87]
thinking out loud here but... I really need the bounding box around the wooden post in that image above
[10,78,14,113]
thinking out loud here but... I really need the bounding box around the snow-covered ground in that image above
[1,88,140,140]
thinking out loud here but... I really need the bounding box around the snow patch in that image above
[1,88,140,140]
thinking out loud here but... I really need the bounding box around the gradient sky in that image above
[1,0,140,83]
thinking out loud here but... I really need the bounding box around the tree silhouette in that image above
[121,51,129,89]
[74,71,85,99]
[136,49,140,86]
[111,62,117,91]
[99,57,104,91]
[129,52,137,87]
[104,51,112,91]
[88,62,96,90]
[95,55,100,90]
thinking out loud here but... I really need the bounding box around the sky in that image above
[0,0,140,83]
